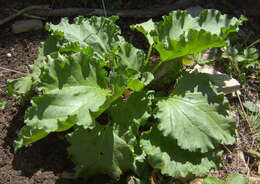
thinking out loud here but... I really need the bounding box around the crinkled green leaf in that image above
[46,15,152,91]
[40,50,108,91]
[141,127,219,178]
[155,29,226,61]
[133,10,242,61]
[67,123,135,179]
[131,19,155,45]
[14,52,110,149]
[47,16,123,59]
[156,73,236,152]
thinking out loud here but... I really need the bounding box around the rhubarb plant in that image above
[9,10,243,182]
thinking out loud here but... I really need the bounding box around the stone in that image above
[190,178,203,184]
[192,65,241,94]
[12,19,43,34]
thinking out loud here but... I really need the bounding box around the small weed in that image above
[240,100,260,139]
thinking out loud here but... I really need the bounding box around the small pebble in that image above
[6,53,12,57]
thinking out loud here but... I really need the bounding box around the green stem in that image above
[231,59,241,74]
[94,88,125,118]
[246,39,260,49]
[151,61,162,73]
[145,44,153,66]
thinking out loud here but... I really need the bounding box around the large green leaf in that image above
[47,16,123,60]
[156,73,236,152]
[67,123,135,179]
[14,52,110,149]
[140,127,219,178]
[132,10,242,61]
[154,29,226,61]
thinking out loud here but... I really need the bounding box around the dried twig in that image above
[9,8,46,20]
[30,0,194,18]
[236,91,253,132]
[0,66,27,75]
[0,0,194,26]
[0,5,49,26]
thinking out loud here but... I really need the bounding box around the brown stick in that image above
[31,0,194,18]
[10,8,46,20]
[0,5,49,26]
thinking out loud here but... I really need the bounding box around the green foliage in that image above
[203,173,248,184]
[220,42,259,83]
[132,9,242,62]
[9,10,243,181]
[242,100,260,136]
[243,101,260,113]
